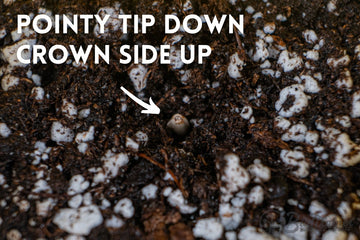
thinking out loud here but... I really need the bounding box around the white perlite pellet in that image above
[68,194,83,209]
[313,72,322,81]
[162,187,173,197]
[1,75,19,91]
[321,229,347,240]
[276,14,287,22]
[31,74,41,86]
[304,50,319,61]
[351,90,360,118]
[128,64,148,92]
[0,27,6,39]
[283,222,308,240]
[274,116,291,130]
[78,108,90,119]
[31,87,45,100]
[321,128,360,167]
[105,215,124,229]
[275,84,308,118]
[1,39,36,67]
[227,52,245,79]
[327,55,350,69]
[193,218,223,240]
[78,143,88,154]
[36,198,56,217]
[277,50,302,72]
[114,198,134,218]
[282,123,307,142]
[67,175,90,196]
[248,185,264,205]
[240,106,253,120]
[62,99,78,119]
[260,60,271,68]
[219,203,244,230]
[135,131,148,143]
[102,151,128,178]
[83,192,92,206]
[256,29,266,39]
[125,137,139,151]
[302,30,318,44]
[245,6,255,14]
[247,160,271,183]
[4,0,16,6]
[355,44,360,60]
[219,153,250,196]
[0,122,11,138]
[335,115,351,128]
[300,75,321,93]
[167,189,197,214]
[180,70,191,85]
[264,35,273,44]
[182,0,192,10]
[280,147,309,178]
[141,184,158,200]
[92,150,129,185]
[252,12,263,19]
[305,131,319,146]
[238,226,276,240]
[94,7,127,39]
[11,27,35,42]
[336,69,353,90]
[65,235,86,240]
[169,46,184,70]
[17,199,30,212]
[225,231,237,240]
[263,22,275,34]
[75,126,95,143]
[337,201,352,220]
[231,192,247,207]
[252,39,269,62]
[101,198,111,210]
[0,174,5,185]
[167,34,183,44]
[51,121,74,143]
[32,179,52,194]
[6,229,22,240]
[327,0,337,13]
[53,205,103,235]
[309,200,339,225]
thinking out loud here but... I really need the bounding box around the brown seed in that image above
[167,114,190,136]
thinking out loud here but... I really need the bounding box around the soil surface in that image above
[0,0,360,239]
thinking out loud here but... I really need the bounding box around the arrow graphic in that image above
[120,86,160,114]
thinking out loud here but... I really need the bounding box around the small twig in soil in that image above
[234,29,243,50]
[156,121,169,146]
[20,77,33,84]
[42,217,63,238]
[138,153,187,197]
[291,207,329,231]
[160,148,169,169]
[286,174,313,187]
[198,155,207,166]
[156,87,177,106]
[233,26,246,60]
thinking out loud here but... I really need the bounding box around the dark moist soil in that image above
[1,0,360,239]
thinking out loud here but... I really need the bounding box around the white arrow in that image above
[120,86,160,114]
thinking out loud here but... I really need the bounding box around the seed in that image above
[166,113,190,136]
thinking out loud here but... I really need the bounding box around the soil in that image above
[0,0,360,239]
